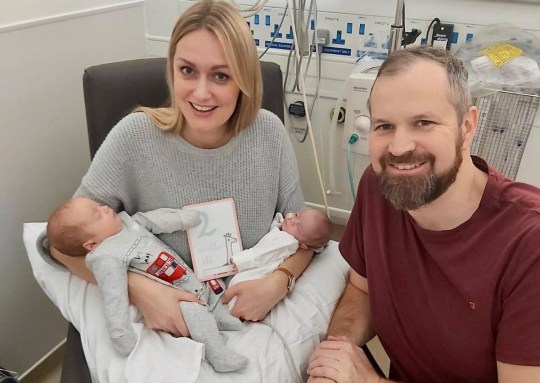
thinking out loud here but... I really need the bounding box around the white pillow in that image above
[23,222,349,383]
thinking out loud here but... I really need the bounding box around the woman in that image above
[50,0,313,337]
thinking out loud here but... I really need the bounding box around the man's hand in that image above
[128,272,203,336]
[307,377,336,382]
[307,336,381,383]
[222,271,287,321]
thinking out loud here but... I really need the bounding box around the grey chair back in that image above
[83,58,285,158]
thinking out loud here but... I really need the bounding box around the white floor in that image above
[21,345,63,383]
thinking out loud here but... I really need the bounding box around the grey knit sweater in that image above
[74,109,305,268]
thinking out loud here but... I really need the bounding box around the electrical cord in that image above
[284,0,321,144]
[231,0,269,18]
[425,18,440,46]
[288,35,322,142]
[347,135,359,201]
[261,320,304,383]
[291,0,316,92]
[258,6,288,59]
[286,0,330,217]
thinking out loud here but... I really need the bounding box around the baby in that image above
[45,197,247,372]
[228,208,332,308]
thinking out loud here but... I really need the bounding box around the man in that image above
[307,46,540,382]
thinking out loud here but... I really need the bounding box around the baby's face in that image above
[281,209,321,246]
[69,198,123,244]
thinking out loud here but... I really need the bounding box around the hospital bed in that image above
[23,58,381,382]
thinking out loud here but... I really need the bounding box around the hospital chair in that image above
[61,57,383,382]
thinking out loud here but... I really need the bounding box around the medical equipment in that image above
[342,70,377,156]
[455,24,540,180]
[328,0,415,199]
[472,91,539,180]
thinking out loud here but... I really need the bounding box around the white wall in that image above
[0,0,147,374]
[3,0,539,373]
[145,0,540,223]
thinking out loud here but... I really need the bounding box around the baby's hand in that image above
[133,208,201,233]
[178,209,201,230]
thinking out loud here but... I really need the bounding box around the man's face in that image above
[369,59,466,211]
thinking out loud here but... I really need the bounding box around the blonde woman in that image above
[46,0,312,339]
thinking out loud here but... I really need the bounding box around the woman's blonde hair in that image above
[137,0,262,135]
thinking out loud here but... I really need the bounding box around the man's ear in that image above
[461,106,478,151]
[83,240,98,252]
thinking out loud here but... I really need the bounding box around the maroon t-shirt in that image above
[339,157,540,382]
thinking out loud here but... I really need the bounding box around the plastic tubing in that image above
[327,74,349,195]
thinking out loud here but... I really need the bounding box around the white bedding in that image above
[23,222,349,383]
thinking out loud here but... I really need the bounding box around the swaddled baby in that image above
[40,197,247,373]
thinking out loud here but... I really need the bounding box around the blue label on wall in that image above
[264,41,294,50]
[322,46,352,56]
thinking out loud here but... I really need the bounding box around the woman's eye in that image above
[179,66,194,75]
[214,72,229,82]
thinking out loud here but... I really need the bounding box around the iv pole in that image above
[388,0,404,54]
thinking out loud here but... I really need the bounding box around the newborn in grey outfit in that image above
[40,197,247,372]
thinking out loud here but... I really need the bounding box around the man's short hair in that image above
[368,46,471,125]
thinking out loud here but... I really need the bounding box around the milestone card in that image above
[184,198,243,281]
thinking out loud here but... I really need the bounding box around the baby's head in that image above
[281,208,332,250]
[47,197,123,256]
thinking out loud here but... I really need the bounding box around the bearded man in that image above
[307,46,540,383]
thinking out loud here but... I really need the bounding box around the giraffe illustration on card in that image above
[223,233,237,265]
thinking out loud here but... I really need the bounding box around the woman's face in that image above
[173,29,241,148]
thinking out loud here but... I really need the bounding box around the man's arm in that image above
[327,268,375,345]
[498,362,540,383]
[307,269,378,383]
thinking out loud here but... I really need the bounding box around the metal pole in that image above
[388,0,404,54]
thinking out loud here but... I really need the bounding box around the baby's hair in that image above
[309,210,333,249]
[47,199,89,256]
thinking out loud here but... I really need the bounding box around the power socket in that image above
[316,28,330,46]
[431,23,454,50]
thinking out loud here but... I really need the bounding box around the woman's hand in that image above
[128,272,203,336]
[307,336,381,383]
[222,271,288,321]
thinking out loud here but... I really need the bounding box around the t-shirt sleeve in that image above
[338,169,371,278]
[496,227,540,365]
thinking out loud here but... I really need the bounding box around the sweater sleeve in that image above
[74,113,143,211]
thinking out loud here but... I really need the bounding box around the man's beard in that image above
[375,139,463,211]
